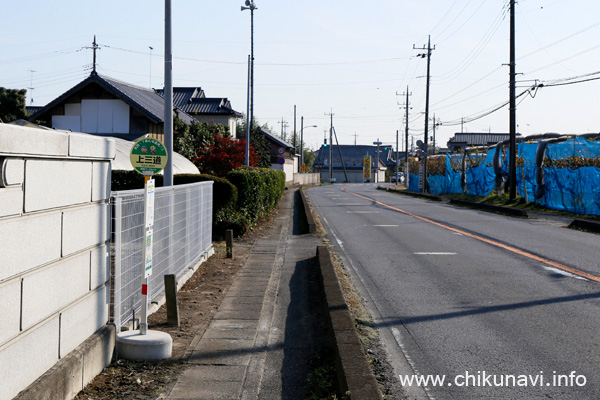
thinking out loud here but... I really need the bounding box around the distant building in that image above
[313,144,399,183]
[257,127,297,183]
[447,132,521,151]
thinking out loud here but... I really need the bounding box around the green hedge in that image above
[226,168,286,226]
[111,170,146,191]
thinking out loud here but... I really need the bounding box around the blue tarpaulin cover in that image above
[465,151,495,196]
[542,137,600,215]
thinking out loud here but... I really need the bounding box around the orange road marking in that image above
[342,187,600,283]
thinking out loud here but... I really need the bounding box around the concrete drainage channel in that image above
[300,188,383,399]
[316,246,382,400]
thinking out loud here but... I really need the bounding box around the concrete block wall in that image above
[0,125,115,400]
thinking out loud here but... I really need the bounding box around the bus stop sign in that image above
[130,138,168,176]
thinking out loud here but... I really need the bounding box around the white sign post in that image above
[139,178,155,335]
[129,138,167,336]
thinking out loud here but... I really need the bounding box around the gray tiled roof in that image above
[447,132,522,147]
[156,87,241,117]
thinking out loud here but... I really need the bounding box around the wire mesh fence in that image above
[110,181,213,330]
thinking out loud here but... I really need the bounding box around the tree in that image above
[302,147,317,172]
[174,118,228,161]
[194,135,258,176]
[237,118,271,168]
[0,87,27,123]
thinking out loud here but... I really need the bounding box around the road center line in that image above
[341,187,600,283]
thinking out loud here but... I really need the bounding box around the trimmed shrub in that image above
[226,168,285,227]
[111,170,146,191]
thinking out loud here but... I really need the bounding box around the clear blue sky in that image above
[2,0,599,150]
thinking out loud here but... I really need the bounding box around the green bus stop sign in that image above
[130,138,168,176]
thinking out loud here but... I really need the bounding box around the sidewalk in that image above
[161,187,325,400]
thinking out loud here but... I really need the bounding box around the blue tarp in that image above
[408,173,420,192]
[428,174,445,195]
[542,137,600,215]
[465,150,495,196]
[516,142,538,201]
[408,136,600,216]
[445,154,463,194]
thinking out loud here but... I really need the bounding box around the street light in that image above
[241,1,257,166]
[299,116,317,172]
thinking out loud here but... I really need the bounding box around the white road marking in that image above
[414,252,457,255]
[543,266,589,281]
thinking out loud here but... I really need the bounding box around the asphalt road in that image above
[307,183,600,400]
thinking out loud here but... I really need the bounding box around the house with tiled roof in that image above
[28,72,196,142]
[447,132,522,151]
[155,87,241,137]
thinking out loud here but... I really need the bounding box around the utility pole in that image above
[279,118,289,141]
[163,2,173,186]
[432,113,437,155]
[414,36,435,193]
[325,110,334,183]
[395,129,399,184]
[509,0,517,200]
[293,105,297,150]
[245,55,251,166]
[354,132,358,145]
[373,138,382,183]
[398,86,412,188]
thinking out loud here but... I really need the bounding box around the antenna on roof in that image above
[85,35,100,75]
[27,70,36,105]
[149,46,154,89]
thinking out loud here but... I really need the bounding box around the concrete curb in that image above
[568,218,600,233]
[383,186,443,202]
[316,246,382,400]
[382,187,529,218]
[14,324,115,400]
[300,188,317,233]
[448,198,529,217]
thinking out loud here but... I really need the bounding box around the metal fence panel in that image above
[110,181,213,330]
